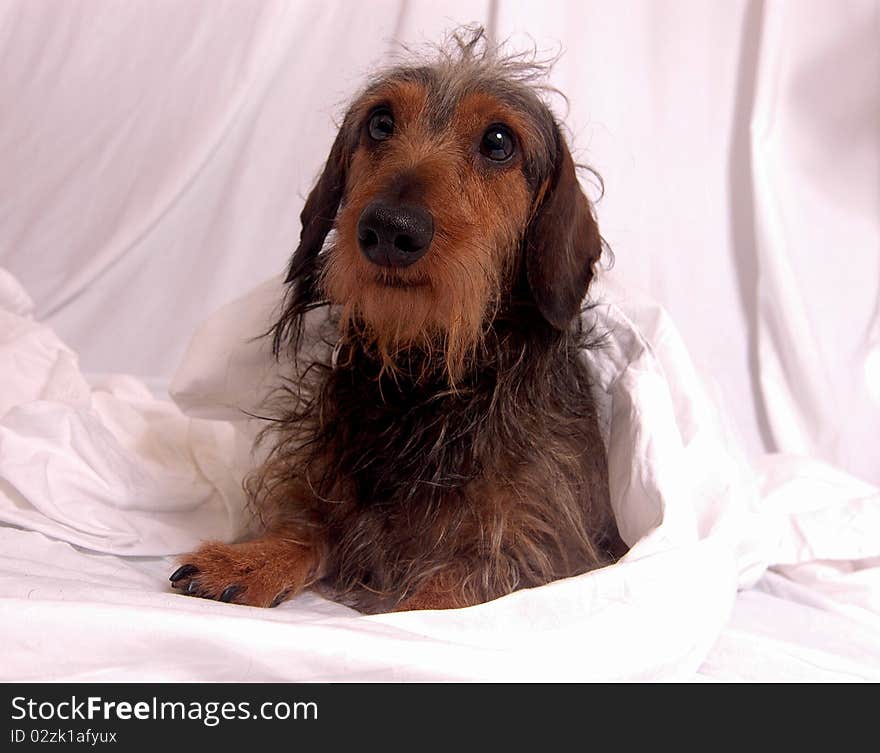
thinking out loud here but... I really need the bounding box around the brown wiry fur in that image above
[322,81,536,379]
[170,27,625,613]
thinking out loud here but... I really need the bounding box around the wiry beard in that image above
[320,240,508,384]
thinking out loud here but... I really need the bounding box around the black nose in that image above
[357,201,434,267]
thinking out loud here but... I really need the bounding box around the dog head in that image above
[276,29,604,377]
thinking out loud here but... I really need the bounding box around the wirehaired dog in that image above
[170,29,626,613]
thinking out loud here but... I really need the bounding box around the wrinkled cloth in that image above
[2,268,878,681]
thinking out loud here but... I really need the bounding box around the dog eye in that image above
[368,109,394,141]
[480,125,515,161]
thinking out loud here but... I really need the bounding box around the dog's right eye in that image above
[368,110,394,141]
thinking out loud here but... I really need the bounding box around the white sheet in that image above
[751,0,880,483]
[2,268,878,682]
[0,273,248,557]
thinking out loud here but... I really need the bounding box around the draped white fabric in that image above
[1,0,878,680]
[3,267,879,681]
[750,1,880,483]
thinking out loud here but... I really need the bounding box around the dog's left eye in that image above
[480,125,515,162]
[368,109,395,141]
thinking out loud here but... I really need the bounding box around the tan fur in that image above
[175,534,319,608]
[322,85,532,381]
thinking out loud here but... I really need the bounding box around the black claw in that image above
[185,580,200,595]
[220,585,244,603]
[270,589,292,608]
[169,564,199,583]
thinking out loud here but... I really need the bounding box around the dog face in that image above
[281,37,603,377]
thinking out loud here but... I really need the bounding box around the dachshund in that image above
[170,29,626,613]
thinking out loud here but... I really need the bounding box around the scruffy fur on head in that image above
[272,28,606,378]
[171,28,625,613]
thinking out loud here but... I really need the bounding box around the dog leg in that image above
[169,533,319,608]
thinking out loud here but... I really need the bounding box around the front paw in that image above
[169,539,312,608]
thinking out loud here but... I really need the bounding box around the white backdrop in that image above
[1,0,877,482]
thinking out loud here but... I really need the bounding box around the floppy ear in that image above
[523,128,603,330]
[284,126,351,286]
[271,126,351,354]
